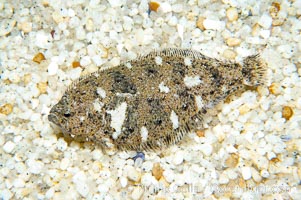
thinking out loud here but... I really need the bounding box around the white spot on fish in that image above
[184,57,192,66]
[159,82,170,93]
[155,56,163,65]
[195,95,204,110]
[96,87,106,99]
[140,126,148,142]
[183,75,203,88]
[106,102,127,139]
[170,110,179,129]
[93,98,104,112]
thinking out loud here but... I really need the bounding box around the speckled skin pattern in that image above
[48,48,266,151]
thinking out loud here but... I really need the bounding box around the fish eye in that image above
[64,113,71,117]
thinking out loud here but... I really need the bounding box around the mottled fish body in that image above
[48,48,266,151]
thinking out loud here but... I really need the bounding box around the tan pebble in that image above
[72,61,81,68]
[158,176,170,187]
[155,197,167,200]
[152,162,164,180]
[223,49,237,59]
[251,167,262,183]
[238,178,246,188]
[0,19,16,36]
[0,103,13,115]
[21,22,32,33]
[256,85,269,96]
[23,74,32,85]
[42,0,49,6]
[225,153,239,168]
[268,83,281,95]
[196,17,205,31]
[226,7,239,22]
[239,104,250,115]
[196,130,205,137]
[149,1,160,12]
[37,82,48,94]
[127,168,141,182]
[252,23,260,36]
[131,187,144,200]
[33,52,46,64]
[21,188,32,196]
[272,18,284,26]
[270,157,280,163]
[52,11,64,24]
[187,12,196,21]
[3,79,12,84]
[86,18,94,31]
[99,45,109,58]
[226,37,241,47]
[269,2,280,18]
[282,106,293,120]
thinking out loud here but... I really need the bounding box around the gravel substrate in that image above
[1,0,301,199]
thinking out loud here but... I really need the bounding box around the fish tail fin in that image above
[242,54,267,86]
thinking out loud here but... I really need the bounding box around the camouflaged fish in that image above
[48,48,266,151]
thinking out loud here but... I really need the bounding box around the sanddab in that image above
[48,48,266,151]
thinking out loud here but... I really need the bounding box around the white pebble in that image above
[56,138,68,151]
[141,173,154,187]
[3,141,15,153]
[168,16,178,26]
[110,57,120,67]
[258,13,272,29]
[126,166,141,182]
[260,169,269,178]
[35,31,51,49]
[13,178,25,188]
[203,19,225,30]
[76,27,86,40]
[119,176,127,188]
[27,159,44,174]
[60,158,70,170]
[45,187,55,199]
[0,189,13,200]
[73,171,89,197]
[172,150,184,165]
[159,2,172,13]
[241,166,252,180]
[141,161,153,172]
[89,0,100,7]
[107,0,124,7]
[267,151,276,160]
[68,67,83,80]
[0,135,4,146]
[73,170,86,183]
[76,182,89,197]
[97,184,109,193]
[131,187,144,200]
[219,173,229,184]
[172,4,183,13]
[15,162,26,174]
[251,167,262,182]
[80,56,92,67]
[200,143,213,156]
[123,16,133,31]
[273,142,286,153]
[163,169,175,183]
[48,61,59,76]
[260,29,270,39]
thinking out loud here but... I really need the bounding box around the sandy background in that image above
[0,0,301,199]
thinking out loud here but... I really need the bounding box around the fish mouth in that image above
[48,113,59,125]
